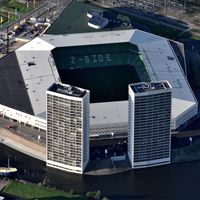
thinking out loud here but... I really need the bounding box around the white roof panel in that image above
[18,37,55,51]
[16,38,60,118]
[90,101,128,125]
[133,36,197,119]
[14,29,197,128]
[42,30,135,47]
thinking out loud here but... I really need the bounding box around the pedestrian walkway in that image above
[0,180,9,191]
[0,128,45,161]
[85,158,131,175]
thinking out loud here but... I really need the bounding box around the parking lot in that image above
[0,116,46,146]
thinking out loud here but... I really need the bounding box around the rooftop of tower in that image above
[130,81,171,93]
[48,83,88,98]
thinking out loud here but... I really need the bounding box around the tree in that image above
[94,190,101,199]
[86,190,101,199]
[101,197,109,200]
[86,191,94,198]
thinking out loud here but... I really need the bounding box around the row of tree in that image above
[86,190,109,200]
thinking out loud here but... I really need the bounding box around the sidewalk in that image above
[0,128,45,161]
[0,180,10,191]
[85,158,131,175]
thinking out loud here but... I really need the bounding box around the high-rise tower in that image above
[46,83,90,174]
[128,81,172,168]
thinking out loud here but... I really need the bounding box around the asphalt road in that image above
[0,117,46,146]
[0,0,71,32]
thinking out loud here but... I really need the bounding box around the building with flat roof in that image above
[0,29,197,137]
[128,81,172,168]
[46,83,90,174]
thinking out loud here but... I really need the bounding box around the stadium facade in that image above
[128,81,172,168]
[46,83,90,173]
[0,29,198,137]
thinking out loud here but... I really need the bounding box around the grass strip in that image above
[3,180,86,200]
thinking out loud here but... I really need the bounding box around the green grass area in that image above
[0,14,18,29]
[0,0,36,29]
[6,0,34,13]
[0,0,10,7]
[3,180,86,200]
[0,0,37,14]
[191,35,200,40]
[0,10,14,21]
[0,14,7,24]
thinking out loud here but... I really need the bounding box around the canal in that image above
[1,143,200,199]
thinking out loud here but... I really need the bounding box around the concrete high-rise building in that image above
[46,83,90,174]
[128,81,172,169]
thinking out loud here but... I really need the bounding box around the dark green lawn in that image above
[3,180,86,200]
[6,0,34,13]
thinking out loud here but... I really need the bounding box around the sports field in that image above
[58,64,140,103]
[0,0,35,13]
[0,11,17,27]
[52,43,149,103]
[0,12,8,24]
[0,0,36,28]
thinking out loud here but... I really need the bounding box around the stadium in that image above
[0,29,198,137]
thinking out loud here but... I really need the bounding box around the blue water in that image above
[0,143,200,199]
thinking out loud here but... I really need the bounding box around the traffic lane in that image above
[0,117,46,145]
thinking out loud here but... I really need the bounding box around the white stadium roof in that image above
[90,101,128,125]
[15,29,198,129]
[16,37,60,118]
